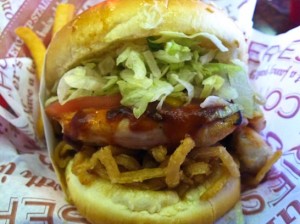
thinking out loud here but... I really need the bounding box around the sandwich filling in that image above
[46,32,258,120]
[46,33,270,200]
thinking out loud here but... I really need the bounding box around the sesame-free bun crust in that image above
[65,160,240,224]
[45,0,247,90]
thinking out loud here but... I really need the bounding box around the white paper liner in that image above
[1,0,299,223]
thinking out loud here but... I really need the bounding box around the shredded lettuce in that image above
[202,63,255,118]
[154,31,229,52]
[98,55,115,75]
[57,66,104,104]
[118,79,173,118]
[154,40,192,64]
[228,69,255,118]
[200,75,224,99]
[200,96,230,108]
[216,81,239,101]
[169,74,194,104]
[117,48,147,79]
[143,50,162,78]
[53,32,257,119]
[200,50,217,64]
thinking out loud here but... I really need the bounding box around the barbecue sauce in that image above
[62,102,240,149]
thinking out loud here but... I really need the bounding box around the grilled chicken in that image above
[50,103,242,150]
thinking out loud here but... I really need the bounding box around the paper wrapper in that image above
[1,0,299,223]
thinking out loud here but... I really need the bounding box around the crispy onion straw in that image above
[53,141,74,168]
[165,136,195,188]
[190,146,240,178]
[70,137,246,199]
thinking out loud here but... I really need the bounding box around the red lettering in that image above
[59,205,88,223]
[20,170,61,191]
[12,72,20,91]
[265,131,283,152]
[264,90,282,111]
[267,171,296,206]
[0,59,8,70]
[0,198,18,223]
[22,89,34,114]
[29,77,35,86]
[15,59,23,69]
[290,71,298,78]
[22,138,39,151]
[1,0,13,20]
[20,169,32,178]
[248,41,268,63]
[242,194,265,215]
[279,47,294,60]
[6,38,23,58]
[278,40,300,61]
[266,217,276,224]
[0,162,16,183]
[283,159,300,177]
[39,154,54,171]
[283,146,300,178]
[238,0,248,8]
[26,63,35,74]
[277,94,300,119]
[263,45,280,62]
[0,70,11,91]
[276,200,300,224]
[263,90,300,119]
[25,200,55,224]
[267,200,300,224]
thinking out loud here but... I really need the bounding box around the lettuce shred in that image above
[50,31,257,119]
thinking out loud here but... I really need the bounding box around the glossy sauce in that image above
[62,103,238,149]
[158,104,225,146]
[106,103,227,147]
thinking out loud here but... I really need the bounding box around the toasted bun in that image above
[47,1,244,223]
[65,160,240,224]
[45,0,247,90]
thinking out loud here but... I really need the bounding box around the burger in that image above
[41,0,278,223]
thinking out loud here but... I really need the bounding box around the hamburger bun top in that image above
[45,0,247,90]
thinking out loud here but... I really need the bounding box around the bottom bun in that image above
[65,160,240,224]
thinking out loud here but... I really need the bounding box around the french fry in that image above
[15,27,46,80]
[36,111,45,139]
[15,4,75,140]
[52,3,75,37]
[15,26,46,138]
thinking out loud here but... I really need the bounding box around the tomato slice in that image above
[45,95,122,119]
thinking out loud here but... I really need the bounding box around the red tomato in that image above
[45,95,122,119]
